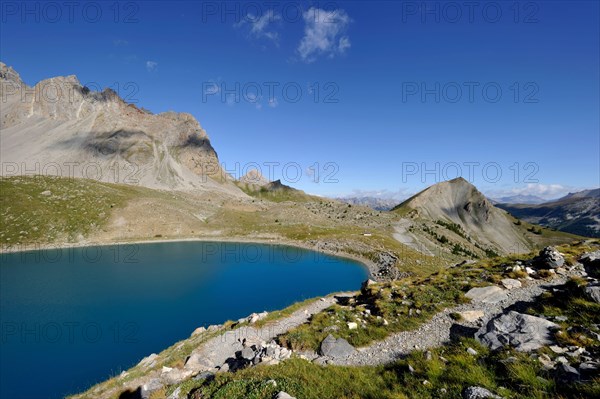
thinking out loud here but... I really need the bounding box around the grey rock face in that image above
[462,386,501,399]
[140,378,163,399]
[465,286,508,304]
[580,250,600,264]
[240,347,256,360]
[535,246,565,268]
[584,286,600,303]
[501,278,522,290]
[319,334,356,359]
[556,363,580,382]
[476,311,558,352]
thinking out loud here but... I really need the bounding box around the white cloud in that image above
[298,8,351,63]
[113,39,129,46]
[236,9,281,44]
[268,97,279,108]
[146,61,158,72]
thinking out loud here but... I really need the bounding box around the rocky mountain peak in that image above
[239,169,270,186]
[0,62,23,85]
[0,63,241,193]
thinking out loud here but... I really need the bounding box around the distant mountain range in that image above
[490,194,548,204]
[336,196,399,211]
[497,189,600,238]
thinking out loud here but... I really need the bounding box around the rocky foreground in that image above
[73,243,600,399]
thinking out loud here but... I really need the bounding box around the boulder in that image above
[137,353,158,368]
[191,326,206,337]
[476,311,558,352]
[579,250,600,265]
[579,361,600,380]
[462,386,501,399]
[556,363,580,382]
[184,352,215,371]
[140,378,163,399]
[275,392,296,399]
[193,371,215,381]
[319,334,356,359]
[535,246,564,268]
[240,347,256,360]
[465,286,508,304]
[584,286,600,303]
[501,278,522,290]
[162,368,193,385]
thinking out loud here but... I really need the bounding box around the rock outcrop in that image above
[319,334,356,359]
[476,311,558,352]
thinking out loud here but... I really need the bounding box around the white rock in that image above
[465,286,508,304]
[347,322,358,330]
[467,347,478,356]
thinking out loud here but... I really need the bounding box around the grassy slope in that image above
[0,176,136,245]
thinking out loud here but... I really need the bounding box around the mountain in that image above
[393,178,547,255]
[336,196,398,211]
[497,188,600,238]
[490,194,548,204]
[0,62,240,195]
[238,169,270,186]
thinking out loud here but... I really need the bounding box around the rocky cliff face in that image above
[0,62,240,194]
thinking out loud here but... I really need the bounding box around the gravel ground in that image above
[331,275,568,366]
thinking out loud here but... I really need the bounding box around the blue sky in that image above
[1,1,598,200]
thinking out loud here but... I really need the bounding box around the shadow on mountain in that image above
[54,129,151,156]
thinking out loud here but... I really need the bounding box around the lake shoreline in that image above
[0,235,378,279]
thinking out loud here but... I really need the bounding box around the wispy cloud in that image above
[268,97,279,108]
[113,39,129,46]
[298,8,351,63]
[146,61,158,72]
[235,9,281,44]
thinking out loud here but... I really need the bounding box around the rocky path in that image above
[392,219,435,256]
[184,293,353,372]
[331,275,568,366]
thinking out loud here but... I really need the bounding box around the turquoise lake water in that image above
[0,241,368,399]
